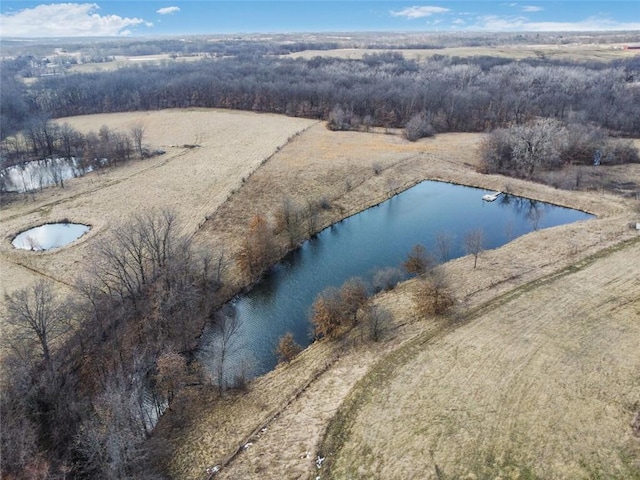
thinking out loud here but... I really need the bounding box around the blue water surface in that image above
[201,180,593,378]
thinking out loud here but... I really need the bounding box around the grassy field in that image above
[1,108,638,479]
[0,109,316,350]
[153,120,639,479]
[286,43,639,62]
[320,238,640,479]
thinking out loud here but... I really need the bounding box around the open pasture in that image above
[323,239,640,479]
[0,109,316,301]
[286,43,638,62]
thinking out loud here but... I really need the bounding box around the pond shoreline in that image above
[198,179,594,381]
[161,130,638,479]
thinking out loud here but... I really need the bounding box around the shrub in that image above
[276,332,303,364]
[372,267,404,292]
[413,275,454,317]
[404,112,435,142]
[403,244,435,276]
[311,277,370,339]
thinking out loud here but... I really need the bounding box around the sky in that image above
[0,1,639,38]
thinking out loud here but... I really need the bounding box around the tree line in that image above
[1,195,491,479]
[480,118,639,179]
[3,52,639,140]
[0,120,157,195]
[1,209,229,479]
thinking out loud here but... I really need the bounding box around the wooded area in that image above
[1,33,639,480]
[2,51,639,141]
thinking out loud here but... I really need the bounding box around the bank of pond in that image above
[12,222,90,251]
[198,180,593,382]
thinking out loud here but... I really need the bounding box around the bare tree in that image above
[311,278,370,339]
[0,358,41,477]
[89,207,183,307]
[310,287,344,340]
[276,196,302,247]
[154,351,187,405]
[361,304,392,342]
[339,277,369,327]
[206,310,243,396]
[372,266,404,292]
[480,118,567,178]
[464,229,485,269]
[130,122,146,159]
[404,111,435,141]
[74,370,150,479]
[4,279,68,370]
[435,232,455,263]
[304,198,320,237]
[237,214,276,282]
[413,266,454,317]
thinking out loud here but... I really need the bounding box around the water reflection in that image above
[12,223,90,251]
[201,181,593,379]
[1,158,91,193]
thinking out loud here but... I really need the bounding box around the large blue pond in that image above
[199,180,593,380]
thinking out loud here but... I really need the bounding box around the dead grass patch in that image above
[286,43,638,63]
[0,109,316,362]
[0,109,316,299]
[2,108,638,478]
[158,123,638,479]
[322,239,640,480]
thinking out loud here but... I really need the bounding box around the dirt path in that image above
[324,239,640,479]
[0,110,317,301]
[0,110,317,360]
[160,124,638,480]
[3,111,638,478]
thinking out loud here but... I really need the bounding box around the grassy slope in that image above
[0,109,316,359]
[158,124,638,479]
[321,237,640,480]
[2,108,638,478]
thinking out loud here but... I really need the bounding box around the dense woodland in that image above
[3,48,640,141]
[2,34,640,479]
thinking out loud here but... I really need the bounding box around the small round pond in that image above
[199,180,594,382]
[12,223,90,251]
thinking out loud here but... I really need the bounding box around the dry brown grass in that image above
[0,109,316,350]
[1,108,638,479]
[323,239,640,480]
[156,121,639,479]
[286,43,638,62]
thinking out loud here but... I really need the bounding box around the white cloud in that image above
[474,15,640,31]
[522,6,543,12]
[453,18,466,25]
[390,6,450,19]
[0,3,147,37]
[156,6,180,15]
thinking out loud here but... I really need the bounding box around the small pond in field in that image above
[1,158,90,193]
[12,223,90,251]
[199,180,593,383]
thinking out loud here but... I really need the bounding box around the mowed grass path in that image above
[323,239,640,480]
[0,109,317,298]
